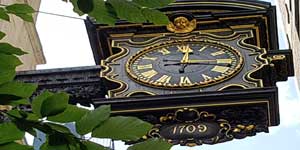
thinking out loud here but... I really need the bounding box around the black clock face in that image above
[126,40,244,89]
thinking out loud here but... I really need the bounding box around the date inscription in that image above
[159,122,219,140]
[172,124,207,134]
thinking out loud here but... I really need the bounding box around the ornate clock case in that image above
[85,0,294,146]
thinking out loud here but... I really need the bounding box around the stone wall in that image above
[276,0,300,89]
[0,0,45,71]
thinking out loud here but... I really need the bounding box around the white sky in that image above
[35,0,300,150]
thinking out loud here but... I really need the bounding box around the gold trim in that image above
[104,30,268,96]
[109,23,263,50]
[236,32,269,87]
[126,90,156,97]
[218,84,248,91]
[125,38,244,89]
[170,2,266,10]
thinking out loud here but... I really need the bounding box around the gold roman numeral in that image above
[211,66,229,73]
[157,75,172,84]
[137,64,153,70]
[211,51,225,56]
[141,70,158,78]
[199,45,208,52]
[177,45,193,53]
[217,59,232,64]
[202,74,212,81]
[179,76,192,85]
[158,48,171,55]
[142,56,157,61]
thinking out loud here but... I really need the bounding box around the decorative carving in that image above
[167,16,197,33]
[145,108,263,147]
[15,66,105,106]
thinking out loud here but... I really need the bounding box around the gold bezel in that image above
[125,39,244,89]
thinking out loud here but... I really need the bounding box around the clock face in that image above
[126,39,244,89]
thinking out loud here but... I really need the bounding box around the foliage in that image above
[66,0,175,25]
[0,1,174,150]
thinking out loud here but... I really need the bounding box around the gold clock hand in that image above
[187,59,217,63]
[181,51,190,63]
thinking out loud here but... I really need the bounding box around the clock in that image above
[126,39,244,89]
[101,31,269,97]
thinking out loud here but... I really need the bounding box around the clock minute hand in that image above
[164,62,230,66]
[187,59,217,63]
[163,59,218,63]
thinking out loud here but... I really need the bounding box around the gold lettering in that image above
[186,125,196,133]
[143,56,157,61]
[217,59,232,64]
[198,124,207,133]
[172,126,177,134]
[199,45,208,52]
[202,74,212,81]
[158,48,171,55]
[179,125,186,134]
[141,70,158,78]
[180,76,192,85]
[211,50,225,56]
[156,75,172,84]
[137,64,153,70]
[211,66,229,73]
[177,45,193,53]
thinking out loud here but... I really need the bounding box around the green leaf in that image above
[0,8,10,21]
[81,141,109,150]
[0,31,6,40]
[92,116,152,141]
[14,13,33,22]
[142,8,169,25]
[0,53,22,70]
[0,142,33,150]
[70,0,85,16]
[108,0,146,23]
[6,4,35,14]
[0,70,15,85]
[0,81,37,100]
[45,123,72,134]
[7,110,38,121]
[0,122,25,144]
[76,105,110,135]
[40,141,69,150]
[0,43,27,55]
[47,105,89,123]
[32,91,54,117]
[88,0,117,25]
[40,92,69,117]
[132,0,175,8]
[77,0,94,13]
[8,99,30,106]
[127,138,172,150]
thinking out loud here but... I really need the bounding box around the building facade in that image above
[276,0,300,89]
[0,0,45,71]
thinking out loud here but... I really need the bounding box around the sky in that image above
[35,0,300,150]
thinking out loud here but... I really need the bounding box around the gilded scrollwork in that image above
[146,108,259,147]
[167,16,197,33]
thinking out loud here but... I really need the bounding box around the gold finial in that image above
[167,16,197,33]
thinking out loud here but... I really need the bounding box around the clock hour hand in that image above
[179,64,188,73]
[164,62,231,67]
[163,59,217,63]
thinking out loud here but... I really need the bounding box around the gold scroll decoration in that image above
[167,16,197,33]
